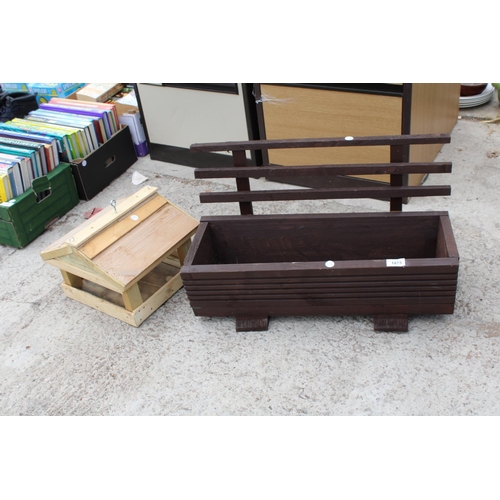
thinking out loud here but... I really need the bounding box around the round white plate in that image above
[459,84,494,108]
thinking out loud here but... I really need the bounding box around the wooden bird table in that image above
[41,185,199,326]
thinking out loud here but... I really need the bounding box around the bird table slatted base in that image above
[181,134,459,332]
[41,185,199,327]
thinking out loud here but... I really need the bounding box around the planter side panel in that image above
[183,260,458,318]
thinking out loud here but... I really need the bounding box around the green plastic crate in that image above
[0,162,79,248]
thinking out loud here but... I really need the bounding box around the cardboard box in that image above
[70,125,137,201]
[26,83,85,104]
[110,89,139,116]
[113,101,139,116]
[1,83,29,92]
[0,162,79,248]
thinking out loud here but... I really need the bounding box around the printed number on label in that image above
[386,258,406,267]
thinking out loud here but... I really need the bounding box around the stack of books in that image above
[76,83,124,103]
[0,98,119,203]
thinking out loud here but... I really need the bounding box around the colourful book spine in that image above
[28,110,97,154]
[40,103,109,143]
[0,146,35,189]
[22,116,85,158]
[0,121,69,163]
[0,172,12,202]
[49,98,118,136]
[0,125,59,170]
[9,119,76,161]
[0,158,23,196]
[0,138,44,177]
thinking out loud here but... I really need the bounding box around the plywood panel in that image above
[260,85,402,183]
[409,83,460,171]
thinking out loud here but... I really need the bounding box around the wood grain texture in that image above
[92,203,199,287]
[180,213,459,329]
[253,84,402,176]
[194,162,452,179]
[42,187,200,326]
[199,185,451,205]
[374,315,409,332]
[184,133,459,331]
[80,195,167,260]
[409,83,460,168]
[236,317,269,332]
[191,134,451,152]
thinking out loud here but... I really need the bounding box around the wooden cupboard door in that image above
[408,83,460,185]
[260,84,402,183]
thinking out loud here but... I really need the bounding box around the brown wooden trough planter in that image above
[181,135,459,333]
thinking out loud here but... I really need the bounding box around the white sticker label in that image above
[345,136,354,141]
[325,260,335,268]
[130,215,139,221]
[386,258,406,267]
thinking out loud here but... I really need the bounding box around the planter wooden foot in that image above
[374,315,409,333]
[236,317,269,332]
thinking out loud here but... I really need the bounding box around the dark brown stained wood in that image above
[190,134,451,152]
[183,222,219,266]
[181,258,459,280]
[188,301,455,317]
[236,317,269,332]
[194,162,453,179]
[182,133,459,332]
[184,279,458,291]
[184,277,457,288]
[232,150,253,215]
[185,282,458,294]
[199,185,451,204]
[203,213,441,264]
[390,144,406,211]
[183,222,212,265]
[188,296,456,307]
[374,315,409,332]
[199,211,450,223]
[186,290,457,301]
[437,215,459,259]
[188,212,451,265]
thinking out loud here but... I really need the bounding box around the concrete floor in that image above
[1,91,499,416]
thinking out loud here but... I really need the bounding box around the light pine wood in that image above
[132,273,183,326]
[49,251,126,293]
[80,195,167,259]
[40,205,115,261]
[40,189,158,260]
[175,239,192,265]
[91,205,198,287]
[60,270,83,288]
[66,185,159,248]
[62,273,185,327]
[75,262,179,309]
[163,255,181,268]
[41,186,200,326]
[61,283,140,326]
[122,283,143,311]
